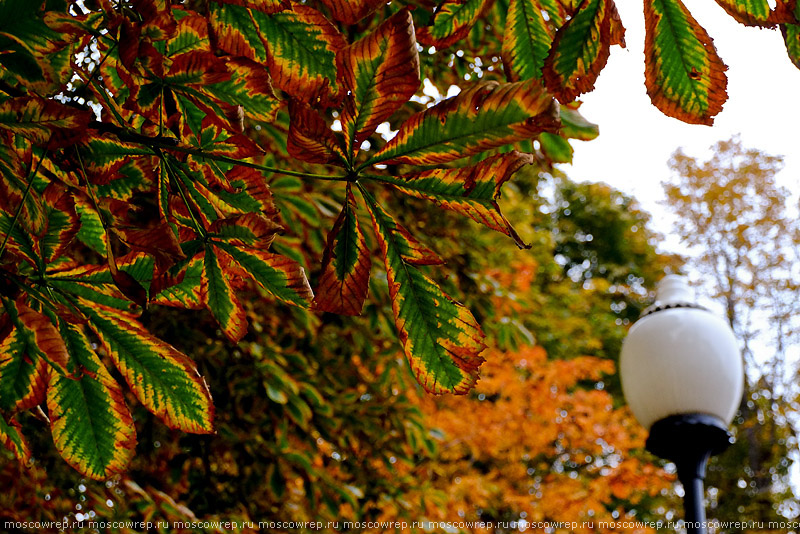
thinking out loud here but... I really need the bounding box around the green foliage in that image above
[553,180,667,287]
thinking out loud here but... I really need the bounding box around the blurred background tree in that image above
[664,136,800,528]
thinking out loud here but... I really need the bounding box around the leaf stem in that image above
[89,78,128,126]
[159,143,349,182]
[358,173,398,186]
[160,153,207,239]
[74,147,107,230]
[88,122,349,182]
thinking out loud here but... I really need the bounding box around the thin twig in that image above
[160,152,207,239]
[88,121,349,182]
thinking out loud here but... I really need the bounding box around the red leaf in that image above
[214,0,290,13]
[226,166,280,218]
[111,269,149,311]
[209,212,283,249]
[114,222,186,271]
[318,0,385,24]
[0,98,91,147]
[314,187,371,315]
[287,100,347,164]
[16,303,71,377]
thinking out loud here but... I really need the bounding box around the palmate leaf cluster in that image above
[421,0,800,126]
[0,0,796,481]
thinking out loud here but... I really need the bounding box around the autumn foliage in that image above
[0,0,797,529]
[1,172,678,531]
[395,346,670,533]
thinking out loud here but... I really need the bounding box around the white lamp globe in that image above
[620,275,744,431]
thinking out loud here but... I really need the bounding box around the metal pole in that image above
[676,451,712,534]
[645,414,732,534]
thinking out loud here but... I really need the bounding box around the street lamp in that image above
[620,275,744,534]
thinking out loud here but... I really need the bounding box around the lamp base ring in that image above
[646,413,733,478]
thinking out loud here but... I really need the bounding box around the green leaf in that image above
[0,0,72,93]
[164,12,210,56]
[47,323,137,480]
[4,299,70,377]
[313,186,371,315]
[266,382,288,404]
[201,58,281,125]
[559,107,600,140]
[0,209,40,267]
[299,383,331,416]
[376,152,533,248]
[0,0,68,56]
[253,5,345,106]
[283,450,313,472]
[276,194,321,228]
[172,161,222,226]
[151,254,204,310]
[48,254,156,312]
[338,9,420,158]
[537,0,567,26]
[539,132,573,163]
[209,2,268,62]
[79,302,214,434]
[269,176,303,192]
[502,0,555,81]
[80,137,157,199]
[0,328,47,412]
[360,187,486,394]
[214,242,314,308]
[365,80,559,167]
[74,197,108,255]
[417,0,494,49]
[542,0,613,102]
[0,414,30,463]
[202,246,249,343]
[782,23,800,69]
[225,166,280,217]
[269,464,285,498]
[48,278,132,312]
[643,0,728,125]
[713,0,794,27]
[186,114,262,159]
[0,34,52,92]
[0,145,46,237]
[285,393,312,428]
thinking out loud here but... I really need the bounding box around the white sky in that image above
[567,0,800,250]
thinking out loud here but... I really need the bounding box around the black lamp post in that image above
[620,276,743,534]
